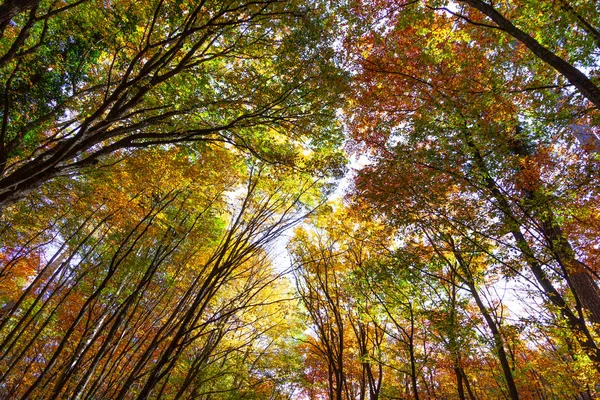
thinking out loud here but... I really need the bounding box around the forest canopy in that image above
[0,0,599,399]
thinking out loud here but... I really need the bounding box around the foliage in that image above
[2,0,600,398]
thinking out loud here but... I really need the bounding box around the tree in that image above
[455,0,600,109]
[345,0,600,380]
[291,206,391,400]
[0,137,325,398]
[0,0,345,209]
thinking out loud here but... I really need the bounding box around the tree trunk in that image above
[453,247,520,400]
[0,0,38,29]
[462,133,600,370]
[454,365,466,400]
[460,0,600,109]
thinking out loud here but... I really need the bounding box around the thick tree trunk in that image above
[0,0,38,28]
[531,205,600,328]
[460,0,600,109]
[506,136,600,334]
[462,133,600,370]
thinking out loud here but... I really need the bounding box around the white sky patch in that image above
[265,230,296,274]
[331,151,373,199]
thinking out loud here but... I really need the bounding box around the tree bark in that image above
[0,0,38,29]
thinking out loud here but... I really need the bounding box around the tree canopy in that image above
[1,0,600,399]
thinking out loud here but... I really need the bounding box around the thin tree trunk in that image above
[454,364,466,400]
[461,369,477,400]
[452,246,520,400]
